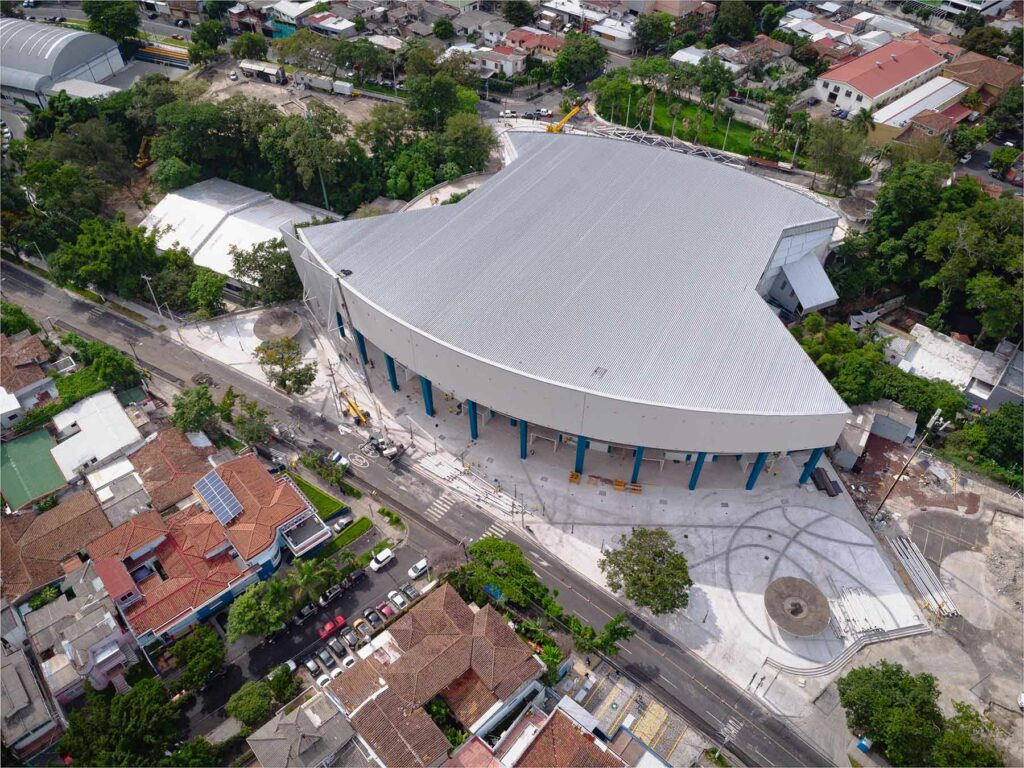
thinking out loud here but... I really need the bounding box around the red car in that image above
[318,615,346,639]
[376,601,394,619]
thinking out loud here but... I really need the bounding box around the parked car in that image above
[228,71,238,81]
[353,618,373,643]
[294,603,317,625]
[537,108,553,117]
[330,666,345,679]
[342,655,357,670]
[376,600,394,619]
[332,513,354,534]
[175,18,189,27]
[304,657,320,674]
[171,34,185,40]
[317,648,336,668]
[363,608,383,628]
[398,581,419,601]
[327,637,346,657]
[318,615,346,639]
[342,627,359,649]
[959,153,973,164]
[388,590,408,611]
[837,110,850,120]
[369,548,394,572]
[147,11,158,18]
[499,109,517,118]
[316,673,331,688]
[408,558,428,580]
[727,96,745,104]
[806,96,820,106]
[319,585,343,606]
[343,568,366,587]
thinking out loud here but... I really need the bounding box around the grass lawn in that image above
[0,430,67,510]
[600,86,790,162]
[319,517,373,558]
[287,471,344,519]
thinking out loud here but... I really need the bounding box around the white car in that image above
[388,590,408,611]
[342,655,357,669]
[369,547,394,572]
[316,674,331,688]
[499,109,517,118]
[330,667,344,679]
[407,558,428,580]
[304,658,320,674]
[228,71,238,81]
[537,108,553,117]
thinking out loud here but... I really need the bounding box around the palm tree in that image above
[287,557,338,605]
[668,103,682,140]
[849,106,876,137]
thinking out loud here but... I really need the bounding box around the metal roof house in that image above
[285,133,850,490]
[0,18,125,106]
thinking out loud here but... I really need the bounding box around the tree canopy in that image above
[81,0,139,44]
[170,625,225,692]
[226,680,276,727]
[551,32,607,85]
[230,238,304,305]
[633,12,674,53]
[599,528,693,615]
[254,337,317,395]
[226,579,291,642]
[231,32,269,60]
[170,385,220,434]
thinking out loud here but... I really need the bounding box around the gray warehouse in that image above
[0,19,124,106]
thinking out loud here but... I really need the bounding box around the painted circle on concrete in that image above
[348,453,370,468]
[940,550,996,630]
[764,576,831,637]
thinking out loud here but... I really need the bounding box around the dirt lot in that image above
[196,59,380,124]
[838,436,1023,764]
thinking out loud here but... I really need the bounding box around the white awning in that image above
[782,255,839,313]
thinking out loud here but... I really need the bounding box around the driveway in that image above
[958,141,1020,193]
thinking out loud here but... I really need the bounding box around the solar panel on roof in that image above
[195,470,243,525]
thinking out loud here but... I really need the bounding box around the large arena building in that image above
[284,133,850,490]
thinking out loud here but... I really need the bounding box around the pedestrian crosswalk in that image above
[481,520,510,539]
[423,492,456,522]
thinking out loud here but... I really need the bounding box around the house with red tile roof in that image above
[128,429,216,512]
[0,333,58,430]
[504,27,563,60]
[87,454,328,644]
[942,52,1023,111]
[814,40,946,111]
[327,584,545,767]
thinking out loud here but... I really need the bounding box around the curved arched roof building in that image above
[285,133,850,489]
[0,18,123,103]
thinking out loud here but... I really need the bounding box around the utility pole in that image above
[722,110,733,151]
[874,409,942,520]
[140,274,163,319]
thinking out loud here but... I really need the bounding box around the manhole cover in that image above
[764,577,831,637]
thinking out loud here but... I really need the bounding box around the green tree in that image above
[988,83,1022,135]
[81,0,139,43]
[0,301,40,336]
[226,579,291,642]
[630,55,670,88]
[949,123,985,157]
[836,661,944,767]
[234,398,272,444]
[170,626,225,692]
[759,3,786,33]
[231,31,269,60]
[153,155,202,192]
[594,613,636,654]
[226,680,275,727]
[433,17,455,40]
[162,739,219,768]
[90,347,139,388]
[267,665,301,704]
[988,146,1018,175]
[956,8,986,31]
[254,337,317,395]
[807,119,865,193]
[960,26,1009,57]
[713,0,755,41]
[355,103,417,161]
[932,701,1004,767]
[50,217,163,298]
[442,112,497,172]
[966,274,1022,342]
[551,32,608,85]
[633,11,674,53]
[976,402,1023,470]
[451,536,549,608]
[286,557,339,606]
[230,238,303,304]
[188,41,217,66]
[598,528,693,615]
[354,14,367,32]
[503,0,535,26]
[406,73,462,128]
[170,385,220,434]
[192,20,227,50]
[187,270,226,318]
[219,385,238,422]
[58,679,180,767]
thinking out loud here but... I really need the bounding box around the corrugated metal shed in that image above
[302,133,847,418]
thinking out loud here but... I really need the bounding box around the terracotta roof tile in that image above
[514,711,625,768]
[350,689,450,768]
[822,40,944,98]
[87,509,167,560]
[943,51,1023,91]
[1,491,110,603]
[129,430,215,511]
[440,670,498,727]
[209,454,311,561]
[0,333,50,393]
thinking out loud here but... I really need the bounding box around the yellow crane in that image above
[133,135,154,170]
[341,389,368,426]
[547,99,588,133]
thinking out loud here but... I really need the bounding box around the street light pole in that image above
[140,275,164,320]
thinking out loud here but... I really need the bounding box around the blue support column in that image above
[631,446,645,484]
[384,354,399,392]
[519,419,528,459]
[799,447,825,485]
[746,452,769,491]
[467,400,478,441]
[574,436,588,474]
[354,329,368,365]
[419,376,434,417]
[688,452,707,491]
[334,311,346,338]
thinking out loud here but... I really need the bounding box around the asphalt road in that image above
[29,1,194,40]
[1,264,833,767]
[958,140,1021,193]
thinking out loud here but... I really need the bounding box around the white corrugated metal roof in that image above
[872,76,967,127]
[141,178,330,276]
[782,255,839,312]
[301,133,847,418]
[51,392,142,481]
